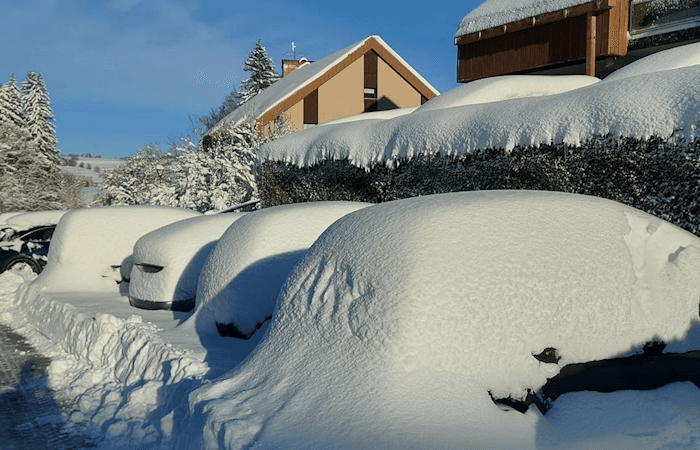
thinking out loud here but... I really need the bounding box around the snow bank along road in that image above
[0,321,91,449]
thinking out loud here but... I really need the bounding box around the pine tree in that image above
[0,75,25,131]
[239,40,280,104]
[21,71,58,162]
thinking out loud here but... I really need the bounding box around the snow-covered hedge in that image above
[257,44,700,234]
[258,135,700,235]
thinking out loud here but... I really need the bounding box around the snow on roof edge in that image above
[207,35,439,136]
[455,0,593,39]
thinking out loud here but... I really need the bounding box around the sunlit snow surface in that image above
[129,213,249,305]
[259,44,700,169]
[37,206,200,292]
[191,201,371,339]
[191,191,700,450]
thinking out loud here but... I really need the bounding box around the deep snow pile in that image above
[191,201,371,339]
[129,212,249,306]
[190,191,700,449]
[258,64,700,169]
[414,75,598,112]
[456,0,591,37]
[37,206,200,292]
[603,41,700,82]
[0,269,210,449]
[319,106,418,126]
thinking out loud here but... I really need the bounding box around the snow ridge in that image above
[7,279,208,447]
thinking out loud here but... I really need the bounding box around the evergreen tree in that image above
[0,75,25,131]
[21,71,58,162]
[239,40,279,104]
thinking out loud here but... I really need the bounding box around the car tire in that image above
[3,256,41,274]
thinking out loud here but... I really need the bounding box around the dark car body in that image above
[0,225,55,274]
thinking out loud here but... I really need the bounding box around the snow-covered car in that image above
[34,205,201,293]
[0,210,68,274]
[190,201,372,339]
[0,225,55,273]
[190,191,700,449]
[128,213,250,312]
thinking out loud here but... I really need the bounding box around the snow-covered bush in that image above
[257,44,700,235]
[191,191,700,449]
[94,117,290,212]
[259,135,700,235]
[190,201,370,339]
[35,205,200,292]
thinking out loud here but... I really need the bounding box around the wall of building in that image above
[378,58,421,109]
[284,100,304,131]
[317,57,365,124]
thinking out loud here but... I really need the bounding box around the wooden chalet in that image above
[456,0,700,82]
[206,35,439,140]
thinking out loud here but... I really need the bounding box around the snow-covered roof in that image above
[191,190,700,449]
[207,35,439,135]
[259,44,700,170]
[456,0,593,38]
[3,210,67,231]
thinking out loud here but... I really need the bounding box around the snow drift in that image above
[414,75,598,112]
[36,206,200,292]
[191,201,371,339]
[191,191,700,449]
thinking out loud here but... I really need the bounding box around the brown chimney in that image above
[282,58,310,77]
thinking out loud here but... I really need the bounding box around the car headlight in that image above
[135,263,164,273]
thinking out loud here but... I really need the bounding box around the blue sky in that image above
[1,0,482,158]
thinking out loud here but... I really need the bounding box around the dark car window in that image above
[20,226,55,242]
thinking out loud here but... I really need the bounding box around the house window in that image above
[630,0,700,37]
[364,51,378,112]
[304,89,318,125]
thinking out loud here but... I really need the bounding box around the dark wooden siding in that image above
[304,89,318,125]
[457,3,630,82]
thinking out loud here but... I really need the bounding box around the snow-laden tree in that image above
[92,144,177,207]
[0,121,82,212]
[94,115,292,212]
[21,71,58,163]
[0,75,25,131]
[170,119,260,211]
[239,40,280,104]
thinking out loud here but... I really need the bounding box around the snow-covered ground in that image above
[2,192,700,449]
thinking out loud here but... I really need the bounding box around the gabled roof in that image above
[207,35,439,136]
[455,0,594,39]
